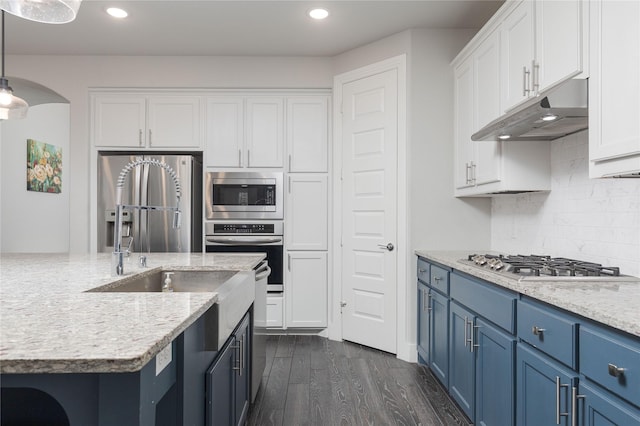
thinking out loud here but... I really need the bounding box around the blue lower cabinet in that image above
[430,289,449,388]
[206,312,251,426]
[449,301,475,421]
[579,380,640,426]
[517,343,577,426]
[475,318,516,426]
[417,282,430,365]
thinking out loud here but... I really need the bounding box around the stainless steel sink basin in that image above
[93,270,238,293]
[89,269,256,350]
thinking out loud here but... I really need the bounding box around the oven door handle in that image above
[206,237,283,245]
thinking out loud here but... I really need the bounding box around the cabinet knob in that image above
[608,363,625,378]
[532,326,546,336]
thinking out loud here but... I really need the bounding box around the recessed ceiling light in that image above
[498,134,511,140]
[308,8,329,20]
[106,7,128,18]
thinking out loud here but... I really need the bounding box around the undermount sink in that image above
[89,268,256,350]
[92,270,238,293]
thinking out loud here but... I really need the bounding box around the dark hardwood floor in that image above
[247,335,471,426]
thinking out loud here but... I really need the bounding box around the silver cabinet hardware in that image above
[607,363,626,377]
[532,60,540,94]
[418,268,426,273]
[571,386,584,426]
[238,334,244,376]
[422,289,428,312]
[138,129,143,146]
[427,292,432,313]
[238,149,242,167]
[523,66,531,96]
[464,316,471,349]
[465,163,472,185]
[378,243,394,251]
[287,254,291,271]
[471,162,477,185]
[232,340,241,372]
[555,376,569,424]
[247,149,251,167]
[532,326,546,336]
[148,129,152,146]
[288,176,291,194]
[471,324,480,352]
[434,276,442,282]
[288,154,292,172]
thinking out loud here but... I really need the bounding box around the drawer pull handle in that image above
[434,276,442,282]
[608,363,626,377]
[532,326,546,336]
[418,268,426,273]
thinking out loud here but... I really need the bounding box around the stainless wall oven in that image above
[205,172,283,220]
[205,221,284,293]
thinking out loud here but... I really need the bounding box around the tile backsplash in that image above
[491,130,640,277]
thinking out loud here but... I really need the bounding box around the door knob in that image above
[378,243,394,251]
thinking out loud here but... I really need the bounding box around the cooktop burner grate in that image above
[467,254,621,277]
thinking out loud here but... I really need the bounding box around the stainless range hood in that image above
[472,79,588,142]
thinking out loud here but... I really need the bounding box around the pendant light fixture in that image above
[0,10,27,120]
[0,0,81,24]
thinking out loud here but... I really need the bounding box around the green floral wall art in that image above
[27,139,62,194]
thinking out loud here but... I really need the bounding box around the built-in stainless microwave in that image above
[205,172,283,220]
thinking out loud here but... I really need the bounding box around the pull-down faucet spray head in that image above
[112,159,182,276]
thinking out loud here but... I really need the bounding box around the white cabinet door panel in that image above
[93,95,146,148]
[206,97,244,168]
[286,174,328,251]
[287,97,329,172]
[246,98,284,168]
[148,97,202,149]
[285,252,327,328]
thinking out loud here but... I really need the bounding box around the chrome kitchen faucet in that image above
[112,159,182,276]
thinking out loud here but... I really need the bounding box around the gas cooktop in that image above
[459,254,638,282]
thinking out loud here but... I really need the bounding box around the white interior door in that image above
[341,69,398,354]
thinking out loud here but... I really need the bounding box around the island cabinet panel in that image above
[417,281,430,364]
[429,289,450,387]
[449,301,476,420]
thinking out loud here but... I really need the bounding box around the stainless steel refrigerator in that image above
[97,153,202,253]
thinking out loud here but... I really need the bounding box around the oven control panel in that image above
[214,223,274,234]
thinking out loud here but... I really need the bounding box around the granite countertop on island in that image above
[0,252,265,374]
[415,250,640,338]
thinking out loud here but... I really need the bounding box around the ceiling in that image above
[3,0,503,57]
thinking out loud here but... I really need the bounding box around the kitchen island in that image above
[0,252,265,426]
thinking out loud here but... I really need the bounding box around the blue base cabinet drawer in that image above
[517,298,577,369]
[417,257,431,284]
[450,272,516,333]
[580,323,640,408]
[429,264,450,295]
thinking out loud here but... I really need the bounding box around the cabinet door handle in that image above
[471,324,480,353]
[532,326,546,336]
[571,386,584,426]
[464,316,471,348]
[433,276,442,283]
[148,129,152,146]
[465,163,471,184]
[555,376,569,424]
[231,340,241,372]
[288,254,291,271]
[532,60,540,95]
[427,292,432,314]
[471,162,476,184]
[288,176,291,194]
[139,129,143,146]
[247,149,251,167]
[608,363,626,377]
[238,334,244,377]
[523,66,531,96]
[288,154,292,172]
[422,289,427,312]
[238,149,242,167]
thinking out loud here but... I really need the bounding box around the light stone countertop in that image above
[415,250,640,338]
[0,252,265,374]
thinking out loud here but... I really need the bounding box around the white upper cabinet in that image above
[286,97,329,173]
[501,0,535,111]
[92,93,202,149]
[147,97,202,149]
[454,55,477,190]
[501,0,585,112]
[205,97,244,168]
[245,97,284,168]
[589,0,640,177]
[535,0,584,92]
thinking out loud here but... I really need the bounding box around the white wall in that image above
[7,55,334,252]
[492,130,640,277]
[1,103,71,252]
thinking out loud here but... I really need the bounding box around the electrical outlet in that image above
[155,343,172,376]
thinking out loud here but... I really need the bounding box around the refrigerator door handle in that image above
[140,159,150,253]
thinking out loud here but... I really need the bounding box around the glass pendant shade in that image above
[0,77,28,119]
[0,0,82,24]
